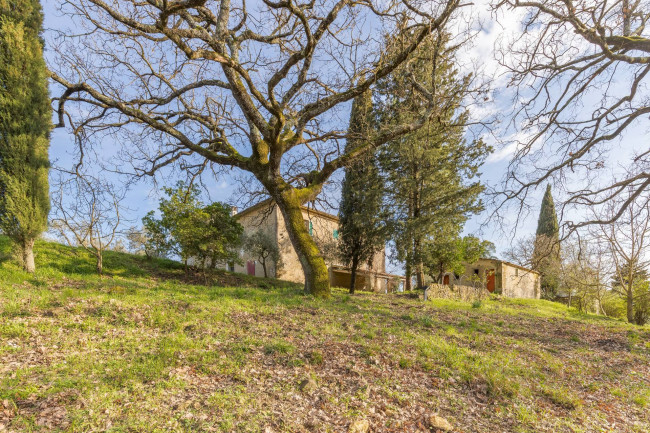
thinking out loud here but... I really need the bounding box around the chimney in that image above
[231,206,238,216]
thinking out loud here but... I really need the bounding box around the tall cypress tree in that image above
[377,31,489,290]
[533,184,561,299]
[338,90,386,294]
[0,0,51,273]
[536,184,560,238]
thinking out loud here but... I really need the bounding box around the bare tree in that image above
[493,1,650,232]
[244,230,281,278]
[48,0,474,297]
[561,235,611,314]
[51,172,124,275]
[594,191,650,324]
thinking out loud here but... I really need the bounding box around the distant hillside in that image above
[0,237,648,432]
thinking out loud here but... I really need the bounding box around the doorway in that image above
[486,269,496,292]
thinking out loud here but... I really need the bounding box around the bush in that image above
[600,293,626,319]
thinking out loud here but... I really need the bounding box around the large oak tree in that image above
[50,0,467,297]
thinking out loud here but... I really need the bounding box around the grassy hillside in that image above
[0,237,649,432]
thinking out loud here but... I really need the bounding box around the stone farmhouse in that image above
[226,200,404,292]
[441,258,541,299]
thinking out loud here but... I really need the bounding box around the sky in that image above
[39,0,646,265]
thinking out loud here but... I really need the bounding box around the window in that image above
[333,229,339,239]
[515,268,519,277]
[304,219,313,236]
[474,268,479,275]
[228,262,235,272]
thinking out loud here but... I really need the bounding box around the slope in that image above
[0,237,648,432]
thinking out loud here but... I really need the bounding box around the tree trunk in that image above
[404,252,412,291]
[96,252,103,275]
[627,285,635,324]
[261,259,268,278]
[623,0,631,36]
[22,238,36,273]
[349,255,359,294]
[274,191,330,297]
[415,261,425,289]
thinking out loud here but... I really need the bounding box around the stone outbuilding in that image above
[440,258,541,299]
[225,200,404,292]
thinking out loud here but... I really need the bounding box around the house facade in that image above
[228,200,403,292]
[441,258,541,299]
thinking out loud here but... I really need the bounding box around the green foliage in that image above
[338,90,387,292]
[143,182,243,269]
[377,32,490,288]
[243,230,280,278]
[533,185,561,299]
[536,185,560,238]
[0,0,51,271]
[424,235,494,283]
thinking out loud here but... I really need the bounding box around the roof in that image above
[234,198,340,223]
[476,257,540,275]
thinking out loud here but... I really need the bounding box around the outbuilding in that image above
[441,258,541,299]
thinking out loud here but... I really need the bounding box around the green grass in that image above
[0,236,649,432]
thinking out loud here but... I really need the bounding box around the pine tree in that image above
[377,31,489,290]
[0,0,51,273]
[533,184,561,299]
[338,90,386,294]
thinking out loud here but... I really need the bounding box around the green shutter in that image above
[309,221,313,236]
[333,229,339,239]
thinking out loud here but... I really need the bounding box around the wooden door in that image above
[486,269,496,292]
[443,274,450,285]
[246,260,255,276]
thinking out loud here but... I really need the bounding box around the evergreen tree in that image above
[536,184,560,238]
[424,236,494,284]
[377,32,489,290]
[533,184,561,299]
[0,0,51,273]
[143,183,243,274]
[338,90,386,294]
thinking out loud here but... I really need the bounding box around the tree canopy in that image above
[377,31,490,289]
[143,183,243,272]
[338,90,387,294]
[49,0,470,297]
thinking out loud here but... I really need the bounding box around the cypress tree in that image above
[536,184,560,238]
[0,0,51,273]
[533,184,561,299]
[377,32,489,290]
[338,90,386,294]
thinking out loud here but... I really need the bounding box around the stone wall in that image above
[424,283,489,302]
[272,205,386,284]
[501,263,540,299]
[227,202,388,285]
[230,204,279,278]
